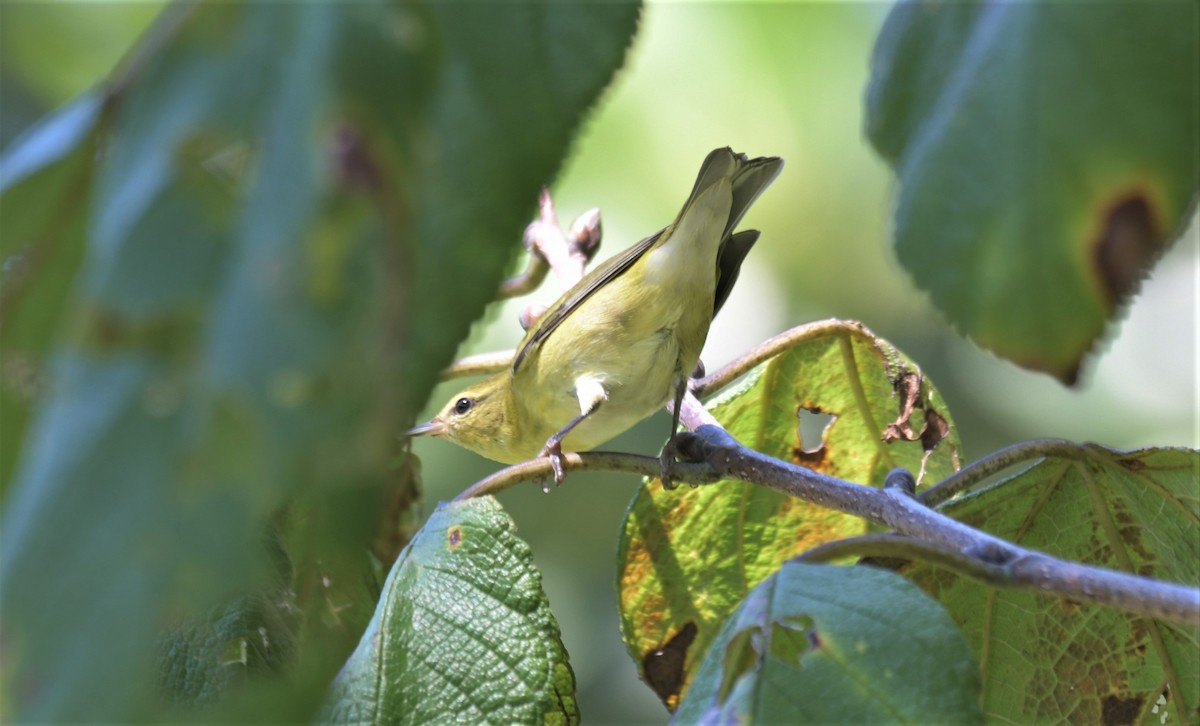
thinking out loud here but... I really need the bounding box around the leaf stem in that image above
[919,438,1091,507]
[692,319,871,397]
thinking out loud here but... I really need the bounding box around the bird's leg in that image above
[539,376,606,486]
[659,371,689,490]
[540,411,588,485]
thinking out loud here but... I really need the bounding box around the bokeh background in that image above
[3,3,1195,723]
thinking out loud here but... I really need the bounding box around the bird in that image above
[407,147,783,487]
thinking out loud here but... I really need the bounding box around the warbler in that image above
[408,147,782,484]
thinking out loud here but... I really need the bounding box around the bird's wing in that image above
[512,228,665,374]
[512,148,783,374]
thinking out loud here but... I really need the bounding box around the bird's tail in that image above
[681,147,784,242]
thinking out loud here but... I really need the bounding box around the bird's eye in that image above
[453,398,473,415]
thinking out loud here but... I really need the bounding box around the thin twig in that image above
[799,533,1014,583]
[497,253,550,300]
[693,319,871,397]
[800,531,1200,626]
[919,438,1092,507]
[453,451,719,500]
[497,188,601,300]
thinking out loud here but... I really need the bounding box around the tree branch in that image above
[454,391,1200,625]
[682,421,1199,624]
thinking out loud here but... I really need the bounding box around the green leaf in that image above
[909,446,1200,722]
[674,562,982,724]
[866,2,1199,383]
[0,2,638,720]
[617,321,961,709]
[323,497,579,725]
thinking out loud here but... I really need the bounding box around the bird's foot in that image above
[539,439,568,488]
[659,439,679,490]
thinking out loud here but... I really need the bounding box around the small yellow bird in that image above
[408,148,782,484]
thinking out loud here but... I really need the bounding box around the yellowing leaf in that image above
[617,321,961,708]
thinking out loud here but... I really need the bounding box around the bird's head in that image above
[406,374,521,464]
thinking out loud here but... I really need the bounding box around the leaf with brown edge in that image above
[907,445,1200,723]
[616,321,962,710]
[867,1,1198,383]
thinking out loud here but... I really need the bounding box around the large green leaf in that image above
[323,497,578,725]
[0,2,639,720]
[673,562,981,724]
[866,1,1199,383]
[910,446,1200,722]
[617,321,961,709]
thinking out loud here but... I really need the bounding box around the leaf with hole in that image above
[616,320,961,709]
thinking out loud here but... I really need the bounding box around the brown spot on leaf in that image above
[792,445,830,472]
[1101,693,1143,726]
[447,526,463,548]
[1093,193,1164,310]
[807,628,822,650]
[642,621,697,710]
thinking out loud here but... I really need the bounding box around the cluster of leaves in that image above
[1,1,1196,724]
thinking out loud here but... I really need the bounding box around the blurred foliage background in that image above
[2,2,1195,723]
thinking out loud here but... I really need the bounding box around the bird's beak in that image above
[405,418,446,438]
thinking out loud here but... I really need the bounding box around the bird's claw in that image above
[659,440,679,490]
[539,440,568,490]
